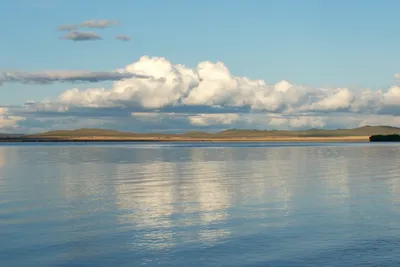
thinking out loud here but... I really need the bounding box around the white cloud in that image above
[26,55,398,118]
[383,86,400,105]
[268,116,326,129]
[274,80,292,92]
[308,88,354,111]
[0,108,24,130]
[188,113,239,126]
[131,112,163,118]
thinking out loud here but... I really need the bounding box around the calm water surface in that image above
[1,142,400,266]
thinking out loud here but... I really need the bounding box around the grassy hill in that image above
[211,126,400,137]
[25,125,400,138]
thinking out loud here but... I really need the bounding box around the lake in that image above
[1,142,400,266]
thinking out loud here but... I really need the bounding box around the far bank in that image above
[0,136,370,143]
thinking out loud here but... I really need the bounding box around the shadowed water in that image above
[1,142,400,266]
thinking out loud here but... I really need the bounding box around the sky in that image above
[1,0,400,133]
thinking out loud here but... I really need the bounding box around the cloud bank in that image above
[2,56,400,132]
[32,56,400,115]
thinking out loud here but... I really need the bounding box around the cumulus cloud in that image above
[188,113,239,126]
[26,55,399,117]
[61,31,101,41]
[116,35,131,41]
[307,88,354,112]
[0,108,24,130]
[0,70,151,85]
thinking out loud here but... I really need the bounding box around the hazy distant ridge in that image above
[0,133,24,138]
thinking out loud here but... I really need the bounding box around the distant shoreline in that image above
[2,126,400,143]
[0,136,370,143]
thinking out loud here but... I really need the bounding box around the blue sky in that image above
[1,0,400,132]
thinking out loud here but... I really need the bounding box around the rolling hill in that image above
[210,126,400,137]
[23,125,400,138]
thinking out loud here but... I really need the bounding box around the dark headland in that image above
[369,134,400,142]
[1,125,400,143]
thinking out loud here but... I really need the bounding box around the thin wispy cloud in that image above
[61,31,101,41]
[57,19,124,41]
[57,24,78,31]
[115,35,131,41]
[57,19,119,31]
[0,70,150,85]
[80,19,119,29]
